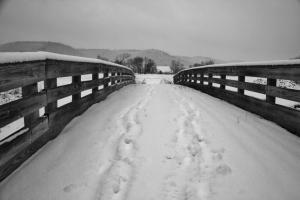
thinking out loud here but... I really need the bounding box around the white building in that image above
[156,66,172,74]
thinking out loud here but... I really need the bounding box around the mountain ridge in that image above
[0,41,222,66]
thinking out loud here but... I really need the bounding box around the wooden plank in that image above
[0,61,46,92]
[266,78,276,103]
[208,74,213,86]
[204,65,300,81]
[45,78,57,115]
[92,73,98,94]
[103,71,109,88]
[238,76,245,94]
[0,93,47,128]
[72,75,81,102]
[22,83,40,128]
[202,77,266,94]
[48,81,129,135]
[47,79,105,103]
[266,86,300,103]
[120,75,133,79]
[46,60,101,79]
[220,75,226,89]
[111,72,116,85]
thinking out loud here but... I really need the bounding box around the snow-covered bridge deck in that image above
[1,75,300,200]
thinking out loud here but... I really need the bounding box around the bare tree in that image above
[190,59,215,68]
[170,60,184,73]
[97,55,109,61]
[114,53,131,65]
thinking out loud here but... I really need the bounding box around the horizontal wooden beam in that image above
[184,65,300,81]
[46,60,133,79]
[0,93,47,128]
[0,61,45,92]
[47,79,106,103]
[196,77,300,102]
[266,86,300,103]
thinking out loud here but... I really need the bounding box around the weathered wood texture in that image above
[173,64,300,136]
[0,59,134,182]
[0,61,46,92]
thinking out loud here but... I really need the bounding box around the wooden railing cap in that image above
[0,51,133,72]
[176,59,300,75]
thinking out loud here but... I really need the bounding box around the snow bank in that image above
[0,51,132,71]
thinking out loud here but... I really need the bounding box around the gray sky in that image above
[0,0,300,60]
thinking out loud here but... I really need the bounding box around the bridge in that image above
[0,52,300,200]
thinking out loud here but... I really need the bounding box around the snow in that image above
[178,59,300,73]
[0,51,131,71]
[0,88,21,105]
[135,74,173,84]
[0,74,300,200]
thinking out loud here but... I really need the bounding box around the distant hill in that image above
[0,41,222,67]
[79,48,222,66]
[0,41,82,56]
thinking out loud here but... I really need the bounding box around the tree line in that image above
[97,53,215,74]
[97,53,157,74]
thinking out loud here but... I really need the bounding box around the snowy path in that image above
[1,75,300,200]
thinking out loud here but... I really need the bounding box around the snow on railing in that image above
[0,51,131,70]
[174,60,300,136]
[0,52,135,181]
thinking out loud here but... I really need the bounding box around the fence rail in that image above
[0,53,135,181]
[173,62,300,136]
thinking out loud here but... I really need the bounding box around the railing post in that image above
[266,78,276,103]
[238,76,245,94]
[45,78,57,115]
[180,74,183,84]
[208,73,213,87]
[92,72,98,95]
[103,70,109,88]
[220,75,226,89]
[22,83,39,128]
[200,72,204,85]
[193,71,197,83]
[111,71,116,85]
[186,72,188,83]
[72,75,81,102]
[117,72,121,83]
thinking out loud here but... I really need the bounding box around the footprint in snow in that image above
[212,152,223,161]
[216,164,232,176]
[124,138,132,144]
[63,184,77,193]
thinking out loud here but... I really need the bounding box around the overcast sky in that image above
[0,0,300,60]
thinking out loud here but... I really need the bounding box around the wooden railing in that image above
[173,61,300,136]
[0,53,135,181]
